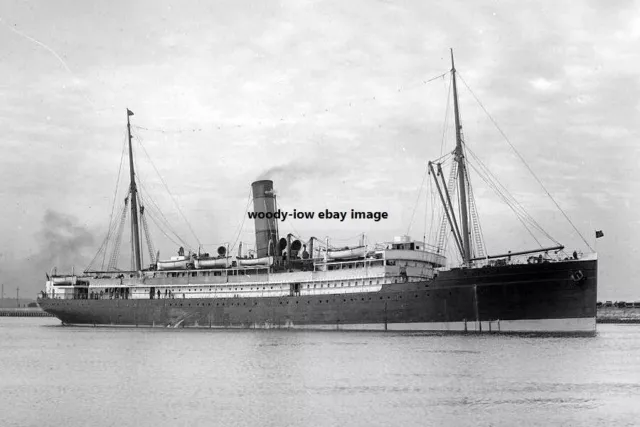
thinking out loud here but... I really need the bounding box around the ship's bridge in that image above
[379,235,447,269]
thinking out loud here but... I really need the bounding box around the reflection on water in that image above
[1,318,639,427]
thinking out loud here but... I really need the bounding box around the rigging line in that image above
[399,71,448,92]
[229,188,253,253]
[466,160,543,248]
[135,178,179,235]
[458,73,592,251]
[464,155,539,242]
[91,203,125,271]
[137,190,191,249]
[132,132,201,247]
[464,166,487,256]
[406,162,429,235]
[425,72,448,84]
[144,209,183,248]
[102,131,128,269]
[130,151,182,243]
[431,151,454,165]
[464,145,557,243]
[440,74,453,156]
[464,147,540,231]
[425,175,436,246]
[275,201,303,242]
[133,125,203,134]
[145,214,183,251]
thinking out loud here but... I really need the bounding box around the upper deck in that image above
[43,239,446,300]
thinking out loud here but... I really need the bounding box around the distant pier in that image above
[597,306,640,324]
[0,308,53,317]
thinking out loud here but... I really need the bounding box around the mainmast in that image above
[450,49,471,265]
[127,108,142,271]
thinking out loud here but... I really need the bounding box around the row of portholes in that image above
[164,293,432,307]
[47,291,432,307]
[131,279,387,295]
[308,279,382,289]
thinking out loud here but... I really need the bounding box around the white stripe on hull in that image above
[283,317,596,333]
[62,317,596,334]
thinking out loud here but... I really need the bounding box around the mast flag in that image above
[127,109,134,116]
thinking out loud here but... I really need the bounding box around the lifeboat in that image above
[51,276,75,284]
[157,256,190,270]
[50,276,75,286]
[326,245,366,260]
[194,257,231,269]
[237,256,273,267]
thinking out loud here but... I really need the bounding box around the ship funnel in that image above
[217,246,227,257]
[251,180,279,259]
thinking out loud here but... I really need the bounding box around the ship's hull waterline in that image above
[38,259,597,335]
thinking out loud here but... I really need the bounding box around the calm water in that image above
[1,318,639,427]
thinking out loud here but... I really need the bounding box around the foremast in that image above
[127,108,142,271]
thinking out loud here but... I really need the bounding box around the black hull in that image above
[38,259,597,335]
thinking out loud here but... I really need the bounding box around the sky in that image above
[0,0,638,300]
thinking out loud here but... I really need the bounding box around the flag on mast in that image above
[595,230,604,239]
[127,109,134,116]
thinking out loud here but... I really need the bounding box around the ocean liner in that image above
[37,52,598,334]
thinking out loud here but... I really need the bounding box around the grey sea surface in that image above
[1,318,639,427]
